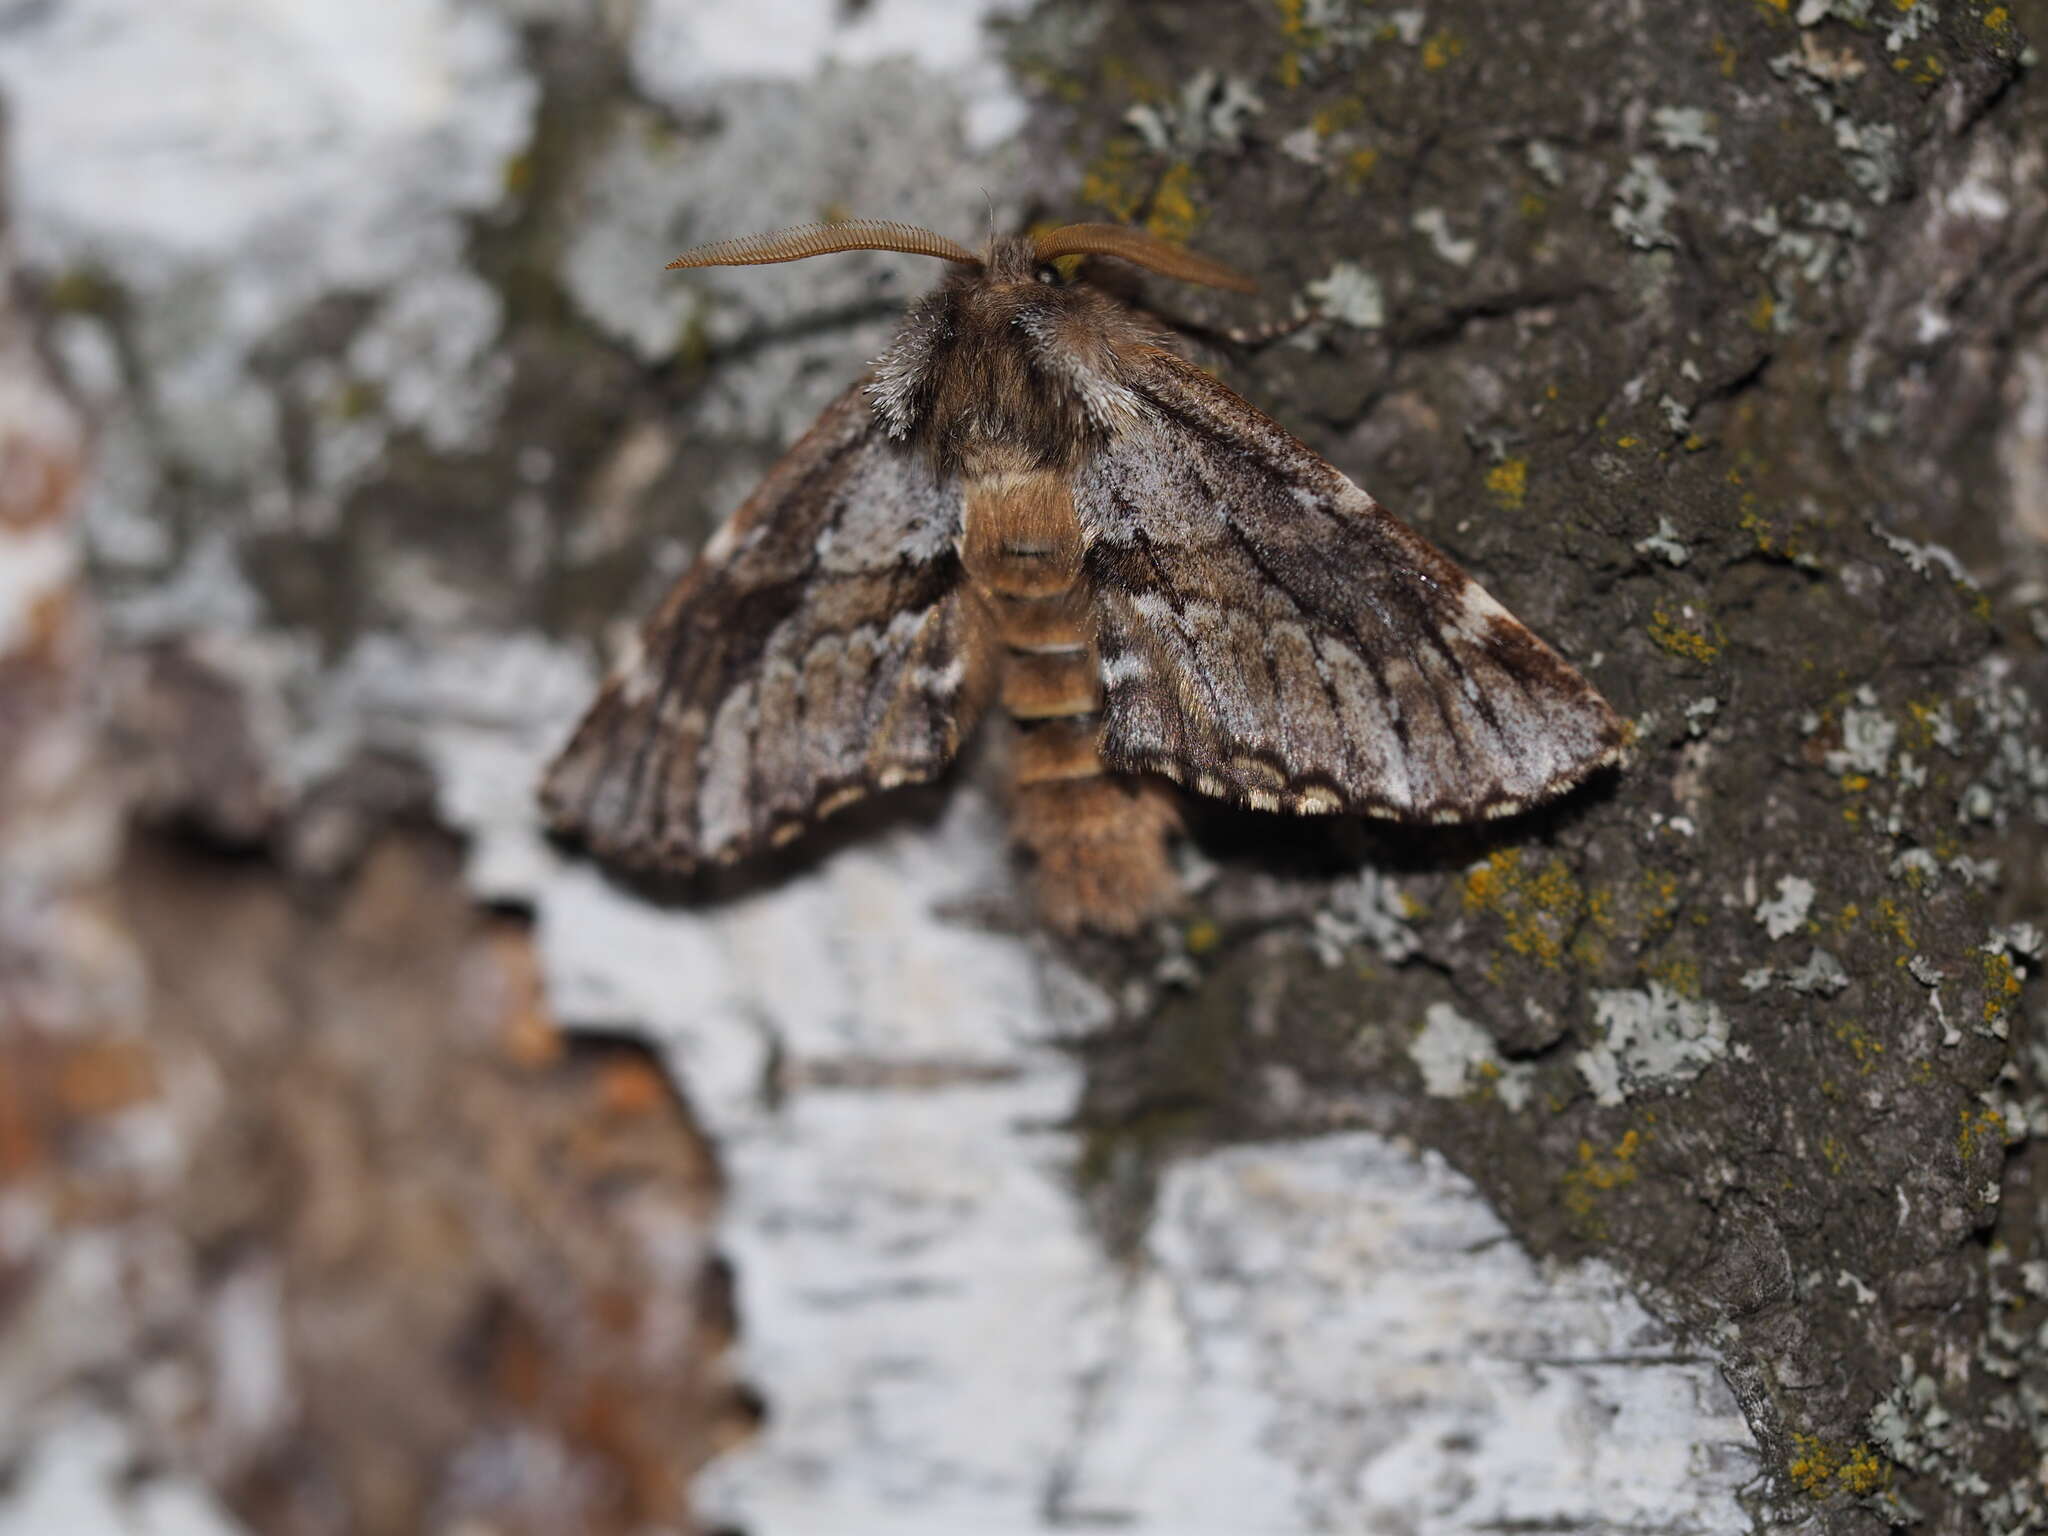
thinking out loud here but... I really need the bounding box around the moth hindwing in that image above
[543,219,1623,933]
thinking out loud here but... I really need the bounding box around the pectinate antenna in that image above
[1030,224,1256,293]
[666,220,979,270]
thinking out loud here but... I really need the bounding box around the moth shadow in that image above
[1181,761,1623,885]
[549,780,960,914]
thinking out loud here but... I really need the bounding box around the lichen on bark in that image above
[5,0,2048,1530]
[1017,1,2048,1528]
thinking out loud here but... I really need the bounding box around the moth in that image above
[542,218,1624,933]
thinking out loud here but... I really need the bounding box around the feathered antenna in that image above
[1030,224,1256,293]
[666,220,979,270]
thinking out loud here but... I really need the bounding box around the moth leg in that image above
[1217,307,1319,347]
[1134,298,1319,352]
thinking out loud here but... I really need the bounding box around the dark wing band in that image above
[543,382,986,870]
[1074,348,1623,822]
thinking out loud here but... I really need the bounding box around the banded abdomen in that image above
[958,453,1180,933]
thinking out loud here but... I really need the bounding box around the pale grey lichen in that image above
[1826,704,1897,777]
[1868,1352,2044,1532]
[1305,262,1385,330]
[1683,697,1720,738]
[1577,985,1731,1107]
[1834,118,1903,204]
[1651,106,1718,156]
[1948,854,2001,888]
[1411,207,1477,267]
[1958,658,2048,827]
[1385,8,1427,44]
[1984,924,2045,968]
[1782,948,1850,998]
[1313,869,1420,968]
[1873,524,1972,585]
[1410,1002,1533,1110]
[1126,69,1263,156]
[1525,139,1566,189]
[1278,126,1323,166]
[1754,875,1816,940]
[1890,847,1941,886]
[1634,516,1692,567]
[1611,156,1678,250]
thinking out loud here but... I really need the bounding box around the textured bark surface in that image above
[1029,4,2048,1531]
[2,1,2046,1533]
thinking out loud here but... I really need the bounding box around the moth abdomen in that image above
[958,456,1184,934]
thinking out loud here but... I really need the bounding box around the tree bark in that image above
[2,2,2045,1533]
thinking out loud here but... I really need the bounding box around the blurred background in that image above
[3,2,2047,1533]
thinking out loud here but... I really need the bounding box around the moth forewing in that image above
[541,219,1622,934]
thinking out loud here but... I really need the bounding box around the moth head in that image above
[663,219,1255,295]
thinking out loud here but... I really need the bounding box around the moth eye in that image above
[1035,264,1061,285]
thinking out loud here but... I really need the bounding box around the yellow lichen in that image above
[1789,1435,1891,1498]
[1519,191,1547,219]
[1269,0,1321,86]
[501,151,534,198]
[1421,31,1464,70]
[46,267,117,314]
[1461,849,1585,969]
[1957,1105,2007,1160]
[1648,956,1700,996]
[1584,887,1617,934]
[1343,147,1380,186]
[1838,1446,1888,1496]
[1185,918,1221,956]
[1313,98,1364,137]
[1711,35,1738,76]
[1486,458,1528,509]
[1145,162,1202,246]
[1985,6,2010,30]
[1982,952,2021,1024]
[1750,290,1777,333]
[1832,1021,1885,1073]
[1080,140,1150,223]
[1561,1131,1647,1235]
[1639,868,1681,933]
[1819,1135,1849,1176]
[1902,699,1945,749]
[1648,607,1721,664]
[1873,898,1912,951]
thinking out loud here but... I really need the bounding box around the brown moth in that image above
[542,219,1624,933]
